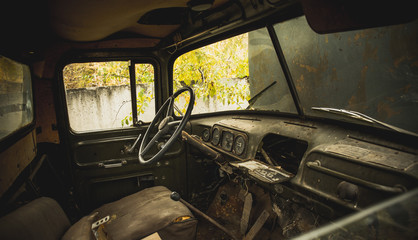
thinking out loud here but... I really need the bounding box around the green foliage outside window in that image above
[173,33,250,111]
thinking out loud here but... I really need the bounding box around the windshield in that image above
[271,16,418,134]
[173,16,417,134]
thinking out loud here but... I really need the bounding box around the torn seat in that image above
[0,186,197,240]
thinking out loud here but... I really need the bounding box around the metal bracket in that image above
[243,210,270,240]
[91,215,110,240]
[240,192,253,234]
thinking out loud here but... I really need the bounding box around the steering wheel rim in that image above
[138,86,194,165]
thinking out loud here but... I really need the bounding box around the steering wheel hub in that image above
[158,116,174,131]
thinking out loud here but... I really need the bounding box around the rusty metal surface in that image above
[179,198,238,240]
[204,181,244,239]
[249,16,418,134]
[196,180,277,240]
[275,16,418,133]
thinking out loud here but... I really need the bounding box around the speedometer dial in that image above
[202,129,210,142]
[234,135,246,155]
[211,128,220,145]
[221,131,234,151]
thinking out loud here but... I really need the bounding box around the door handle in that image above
[98,160,127,168]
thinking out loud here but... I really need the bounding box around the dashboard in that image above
[202,125,249,158]
[190,115,418,211]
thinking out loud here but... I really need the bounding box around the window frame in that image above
[169,33,251,117]
[131,60,159,126]
[0,56,35,152]
[168,25,301,119]
[59,56,160,135]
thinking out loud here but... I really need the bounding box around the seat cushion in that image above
[63,186,197,240]
[0,197,71,240]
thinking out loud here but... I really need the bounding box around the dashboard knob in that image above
[337,181,359,203]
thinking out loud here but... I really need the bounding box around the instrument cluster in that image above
[202,125,248,157]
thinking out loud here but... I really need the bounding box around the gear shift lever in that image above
[170,191,181,201]
[170,192,238,240]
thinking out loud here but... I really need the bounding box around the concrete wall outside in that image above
[66,85,155,132]
[66,81,248,132]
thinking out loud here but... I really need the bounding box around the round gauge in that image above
[234,135,246,156]
[202,129,210,142]
[221,131,234,151]
[211,128,220,145]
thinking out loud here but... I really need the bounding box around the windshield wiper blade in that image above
[246,81,277,110]
[311,107,418,137]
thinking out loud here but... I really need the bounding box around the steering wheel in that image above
[138,87,195,165]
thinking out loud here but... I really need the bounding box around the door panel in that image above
[61,59,188,213]
[69,128,188,212]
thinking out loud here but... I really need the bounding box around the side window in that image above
[133,63,155,123]
[0,56,34,140]
[63,61,155,132]
[173,33,250,114]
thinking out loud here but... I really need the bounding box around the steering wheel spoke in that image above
[138,87,194,164]
[167,120,181,128]
[140,130,164,155]
[165,96,175,117]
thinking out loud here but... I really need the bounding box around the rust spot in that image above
[298,63,318,73]
[377,102,400,120]
[385,96,395,102]
[412,61,418,67]
[331,67,338,82]
[361,65,369,79]
[363,42,378,62]
[394,56,406,68]
[398,84,412,94]
[353,33,361,41]
[348,65,368,112]
[295,74,304,92]
[315,52,329,84]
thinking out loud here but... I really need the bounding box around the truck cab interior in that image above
[1,0,417,239]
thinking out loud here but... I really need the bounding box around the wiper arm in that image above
[312,107,418,137]
[246,81,277,110]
